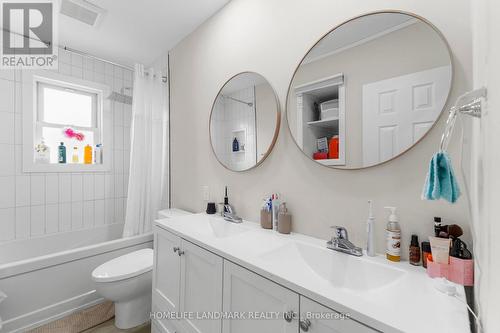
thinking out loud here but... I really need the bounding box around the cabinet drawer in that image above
[299,296,378,333]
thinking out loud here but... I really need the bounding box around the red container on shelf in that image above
[312,152,328,160]
[328,136,339,159]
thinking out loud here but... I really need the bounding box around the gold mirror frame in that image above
[209,71,281,172]
[284,10,454,170]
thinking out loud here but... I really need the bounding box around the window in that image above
[23,71,110,172]
[37,82,100,164]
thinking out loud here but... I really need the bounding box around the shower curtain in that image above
[123,64,169,237]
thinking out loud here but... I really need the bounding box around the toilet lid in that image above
[92,248,153,283]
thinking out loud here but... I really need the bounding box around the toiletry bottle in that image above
[409,235,421,266]
[272,193,280,231]
[277,202,292,234]
[232,137,239,152]
[84,144,92,164]
[94,144,102,164]
[35,138,50,164]
[385,206,401,262]
[72,147,79,163]
[421,241,431,268]
[58,142,66,164]
[434,217,442,237]
[366,200,376,257]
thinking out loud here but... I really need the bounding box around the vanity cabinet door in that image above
[222,260,299,333]
[179,239,223,333]
[154,226,182,313]
[299,297,377,333]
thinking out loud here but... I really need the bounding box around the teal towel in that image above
[422,152,461,203]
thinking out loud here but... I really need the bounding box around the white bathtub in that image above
[0,223,153,333]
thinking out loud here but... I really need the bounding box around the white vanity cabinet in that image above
[153,226,223,333]
[299,297,376,333]
[222,261,299,333]
[153,224,379,333]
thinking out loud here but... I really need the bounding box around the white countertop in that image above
[155,213,470,333]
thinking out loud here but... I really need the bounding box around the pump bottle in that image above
[385,206,401,262]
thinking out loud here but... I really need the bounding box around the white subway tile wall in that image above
[0,48,133,242]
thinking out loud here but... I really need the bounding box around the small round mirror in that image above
[286,12,453,169]
[210,72,280,171]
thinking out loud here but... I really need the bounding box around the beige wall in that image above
[288,21,451,167]
[169,0,472,259]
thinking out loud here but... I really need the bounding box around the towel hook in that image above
[439,87,487,151]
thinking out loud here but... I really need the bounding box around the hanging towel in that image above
[422,151,461,203]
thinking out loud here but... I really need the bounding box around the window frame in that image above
[22,70,112,173]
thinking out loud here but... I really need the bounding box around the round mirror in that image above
[286,12,452,169]
[210,72,280,171]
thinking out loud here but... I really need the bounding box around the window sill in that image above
[23,163,111,173]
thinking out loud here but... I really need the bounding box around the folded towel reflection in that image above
[422,151,461,203]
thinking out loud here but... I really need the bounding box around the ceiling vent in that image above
[60,0,106,27]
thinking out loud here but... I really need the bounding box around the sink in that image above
[196,217,251,238]
[259,242,406,291]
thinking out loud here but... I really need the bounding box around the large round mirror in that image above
[286,12,452,169]
[210,72,280,171]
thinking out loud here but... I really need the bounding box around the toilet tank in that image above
[157,208,192,219]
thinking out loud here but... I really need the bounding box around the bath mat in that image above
[27,301,114,333]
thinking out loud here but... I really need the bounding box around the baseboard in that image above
[1,290,104,333]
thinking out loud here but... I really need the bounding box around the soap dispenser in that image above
[277,202,291,234]
[223,186,231,213]
[385,206,401,262]
[366,200,376,257]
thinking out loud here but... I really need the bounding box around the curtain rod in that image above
[1,28,167,80]
[1,28,134,71]
[61,46,134,71]
[62,46,167,82]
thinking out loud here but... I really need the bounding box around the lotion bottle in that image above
[366,200,376,257]
[385,206,401,262]
[84,144,92,164]
[72,147,79,164]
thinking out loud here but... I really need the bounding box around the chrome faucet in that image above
[326,226,363,256]
[223,204,242,223]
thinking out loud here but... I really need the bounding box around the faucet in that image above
[223,204,242,223]
[326,226,363,256]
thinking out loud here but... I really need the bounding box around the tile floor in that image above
[83,319,150,333]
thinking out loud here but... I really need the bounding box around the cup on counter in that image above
[260,210,272,229]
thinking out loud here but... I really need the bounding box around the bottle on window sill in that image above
[72,147,79,164]
[84,144,92,164]
[94,144,103,164]
[58,142,66,164]
[35,139,50,164]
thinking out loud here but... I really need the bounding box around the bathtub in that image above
[0,223,153,333]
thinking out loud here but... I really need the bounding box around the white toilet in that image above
[91,248,153,329]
